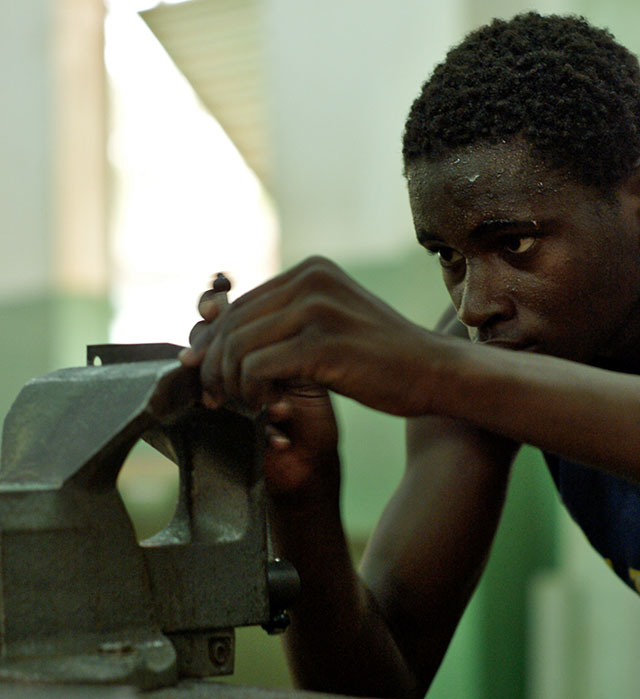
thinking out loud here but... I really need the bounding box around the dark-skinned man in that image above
[181,12,640,697]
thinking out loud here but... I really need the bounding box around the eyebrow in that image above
[417,218,539,244]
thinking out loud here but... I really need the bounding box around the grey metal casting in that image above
[0,344,299,691]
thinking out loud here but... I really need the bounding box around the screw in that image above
[212,272,231,294]
[210,272,230,311]
[208,636,231,667]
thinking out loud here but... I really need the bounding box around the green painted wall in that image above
[0,293,112,431]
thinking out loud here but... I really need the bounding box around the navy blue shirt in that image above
[545,452,640,593]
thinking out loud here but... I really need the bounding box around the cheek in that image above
[529,245,633,345]
[508,253,590,329]
[531,265,592,321]
[441,269,466,309]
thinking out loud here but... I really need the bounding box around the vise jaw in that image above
[0,344,298,691]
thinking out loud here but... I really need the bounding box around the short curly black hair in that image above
[403,12,640,190]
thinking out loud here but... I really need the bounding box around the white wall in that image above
[0,0,106,302]
[260,0,590,270]
[0,0,53,298]
[262,0,465,267]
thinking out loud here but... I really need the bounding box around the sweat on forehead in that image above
[406,140,569,202]
[404,139,605,246]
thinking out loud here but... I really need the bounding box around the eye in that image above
[431,247,464,268]
[502,235,536,255]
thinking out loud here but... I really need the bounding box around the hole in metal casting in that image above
[117,440,179,541]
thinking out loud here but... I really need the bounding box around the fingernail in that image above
[268,400,290,420]
[270,434,291,449]
[199,299,219,318]
[180,347,205,366]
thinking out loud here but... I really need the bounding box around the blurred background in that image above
[2,0,640,696]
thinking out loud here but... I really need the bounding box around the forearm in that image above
[269,496,422,697]
[360,418,517,691]
[434,337,640,479]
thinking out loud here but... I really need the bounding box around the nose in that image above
[454,260,515,330]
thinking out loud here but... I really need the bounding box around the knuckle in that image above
[302,254,335,269]
[299,294,336,325]
[239,360,265,405]
[200,358,218,390]
[213,306,236,339]
[239,354,258,386]
[305,255,339,274]
[299,261,340,294]
[224,332,243,363]
[189,320,208,345]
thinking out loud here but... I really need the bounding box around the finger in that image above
[191,259,349,391]
[188,320,210,346]
[180,313,225,365]
[238,336,323,408]
[190,257,345,357]
[186,276,308,370]
[280,380,329,399]
[265,423,291,450]
[267,399,293,423]
[221,257,331,312]
[198,288,229,322]
[202,390,224,410]
[198,295,223,322]
[183,277,231,363]
[200,306,311,402]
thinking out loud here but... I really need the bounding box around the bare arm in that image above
[262,384,424,697]
[181,257,640,693]
[266,311,518,696]
[184,258,640,481]
[426,335,640,480]
[359,415,517,692]
[267,416,517,697]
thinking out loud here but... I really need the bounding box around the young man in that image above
[181,13,640,697]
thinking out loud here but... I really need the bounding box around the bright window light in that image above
[104,0,279,346]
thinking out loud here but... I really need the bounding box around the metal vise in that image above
[0,344,298,691]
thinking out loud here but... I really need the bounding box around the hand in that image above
[263,383,340,507]
[187,278,341,504]
[188,283,230,409]
[181,257,439,417]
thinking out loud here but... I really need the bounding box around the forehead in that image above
[406,141,581,233]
